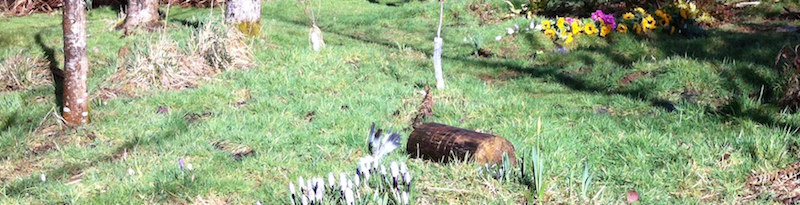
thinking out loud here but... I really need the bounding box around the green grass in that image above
[2,0,800,204]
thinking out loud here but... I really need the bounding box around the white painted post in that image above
[433,0,445,89]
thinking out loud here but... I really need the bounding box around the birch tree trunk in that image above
[62,0,89,125]
[225,0,261,36]
[118,0,161,33]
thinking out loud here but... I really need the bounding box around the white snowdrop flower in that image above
[301,195,308,205]
[495,35,502,41]
[354,174,361,186]
[256,201,262,205]
[187,163,193,171]
[514,23,520,31]
[328,172,336,188]
[390,161,400,178]
[529,21,536,29]
[402,191,410,205]
[306,180,312,194]
[128,168,135,176]
[298,176,306,191]
[535,24,543,31]
[344,188,355,205]
[506,27,515,35]
[404,172,412,185]
[400,161,408,174]
[359,156,373,170]
[308,189,315,203]
[380,164,387,176]
[348,179,354,190]
[339,173,348,189]
[40,173,46,182]
[289,182,296,196]
[315,178,324,191]
[315,183,324,201]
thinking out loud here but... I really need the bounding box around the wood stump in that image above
[118,0,162,34]
[407,123,516,165]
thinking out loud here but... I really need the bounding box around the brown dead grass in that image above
[102,21,253,97]
[0,51,51,92]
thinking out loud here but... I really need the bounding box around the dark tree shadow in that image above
[91,0,125,13]
[1,112,192,198]
[1,111,18,133]
[34,33,64,110]
[269,13,800,131]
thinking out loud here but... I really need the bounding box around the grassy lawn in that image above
[2,0,800,204]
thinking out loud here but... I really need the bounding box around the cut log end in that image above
[406,123,516,165]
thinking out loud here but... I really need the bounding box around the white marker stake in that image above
[433,0,446,89]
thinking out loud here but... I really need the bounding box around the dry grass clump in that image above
[778,44,800,113]
[0,50,51,92]
[105,21,253,96]
[743,162,800,204]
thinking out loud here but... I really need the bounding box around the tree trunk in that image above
[118,0,161,34]
[225,0,261,36]
[62,0,89,125]
[407,123,517,165]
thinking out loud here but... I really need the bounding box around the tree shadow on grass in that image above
[0,113,191,200]
[269,15,799,131]
[34,33,64,110]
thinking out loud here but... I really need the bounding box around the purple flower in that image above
[566,17,574,24]
[591,10,605,21]
[603,16,617,29]
[592,10,617,29]
[178,157,185,172]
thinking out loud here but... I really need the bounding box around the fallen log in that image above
[407,122,516,165]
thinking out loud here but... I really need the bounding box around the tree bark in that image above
[62,0,89,125]
[407,123,516,165]
[118,0,161,34]
[225,0,261,36]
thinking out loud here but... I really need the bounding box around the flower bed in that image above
[495,0,706,49]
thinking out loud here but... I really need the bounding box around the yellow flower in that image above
[571,22,582,35]
[634,24,643,35]
[557,17,566,30]
[680,9,695,19]
[623,12,635,20]
[565,34,574,45]
[635,7,646,15]
[680,9,688,19]
[584,23,598,35]
[560,30,567,38]
[617,24,628,33]
[600,24,612,37]
[542,20,552,30]
[655,9,666,19]
[544,29,556,39]
[642,15,656,30]
[660,18,670,27]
